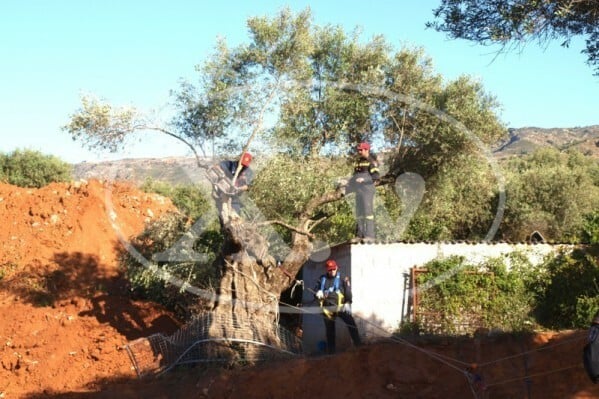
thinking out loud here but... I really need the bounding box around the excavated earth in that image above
[0,179,598,399]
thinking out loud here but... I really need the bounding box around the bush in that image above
[120,212,222,319]
[501,148,599,242]
[0,149,72,188]
[531,246,599,329]
[140,178,211,220]
[413,246,599,333]
[123,179,221,319]
[414,254,537,335]
[580,211,599,244]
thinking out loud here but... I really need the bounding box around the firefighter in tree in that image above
[348,142,379,241]
[208,152,254,214]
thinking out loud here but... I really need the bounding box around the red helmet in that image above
[325,259,338,271]
[240,152,252,166]
[357,142,371,151]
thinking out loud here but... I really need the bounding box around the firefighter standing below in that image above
[349,142,379,241]
[315,259,362,354]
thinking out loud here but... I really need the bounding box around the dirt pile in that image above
[0,179,179,398]
[1,179,599,399]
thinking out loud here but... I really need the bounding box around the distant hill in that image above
[493,125,599,159]
[73,156,211,186]
[72,126,599,185]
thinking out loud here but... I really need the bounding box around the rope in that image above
[357,316,483,399]
[290,279,304,300]
[385,333,470,373]
[407,342,473,367]
[465,368,485,399]
[280,298,471,372]
[275,303,475,398]
[520,338,532,399]
[477,332,586,367]
[484,364,582,388]
[276,297,587,398]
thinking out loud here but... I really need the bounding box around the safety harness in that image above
[319,273,344,319]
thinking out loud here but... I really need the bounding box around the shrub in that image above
[531,246,599,329]
[140,178,211,220]
[120,211,222,319]
[580,211,599,244]
[414,254,537,335]
[0,149,72,188]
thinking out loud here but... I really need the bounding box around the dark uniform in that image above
[349,154,380,239]
[218,160,253,213]
[315,270,362,354]
[584,311,599,383]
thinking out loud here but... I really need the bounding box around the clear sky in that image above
[2,1,597,164]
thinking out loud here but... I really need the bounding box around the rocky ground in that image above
[1,179,598,398]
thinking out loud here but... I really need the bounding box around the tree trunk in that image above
[201,162,350,362]
[205,196,312,361]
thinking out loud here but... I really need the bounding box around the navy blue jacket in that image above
[315,273,353,307]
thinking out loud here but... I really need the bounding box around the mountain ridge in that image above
[72,125,599,184]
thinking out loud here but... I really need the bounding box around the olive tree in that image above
[501,147,599,241]
[428,0,599,76]
[63,8,506,357]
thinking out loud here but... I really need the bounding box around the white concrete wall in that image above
[301,242,567,354]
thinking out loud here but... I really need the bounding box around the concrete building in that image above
[300,241,570,354]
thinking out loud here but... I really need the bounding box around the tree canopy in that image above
[428,0,599,76]
[58,8,599,355]
[501,147,599,241]
[64,8,507,242]
[62,8,512,353]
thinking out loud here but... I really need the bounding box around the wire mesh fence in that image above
[125,311,303,377]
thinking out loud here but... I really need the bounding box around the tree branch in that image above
[299,186,346,231]
[141,126,206,169]
[390,113,405,153]
[233,78,281,184]
[256,220,315,238]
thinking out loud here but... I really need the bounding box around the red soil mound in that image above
[1,179,598,399]
[0,179,179,398]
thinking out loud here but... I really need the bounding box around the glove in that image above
[315,290,324,300]
[229,186,241,196]
[342,303,351,313]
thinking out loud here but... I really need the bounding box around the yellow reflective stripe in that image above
[321,293,344,317]
[323,307,334,319]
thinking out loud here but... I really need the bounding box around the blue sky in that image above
[2,1,597,163]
